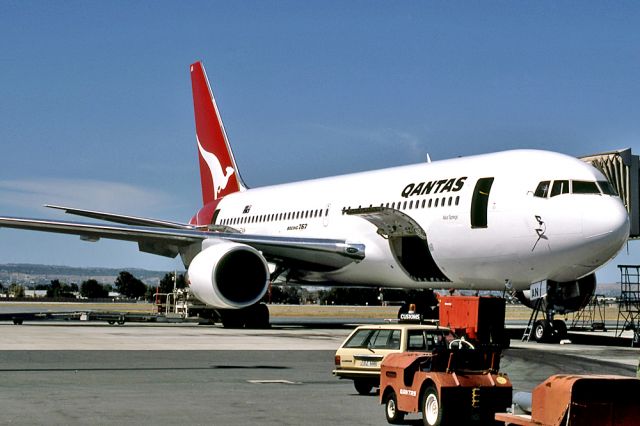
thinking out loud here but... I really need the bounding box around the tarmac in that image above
[0,320,638,425]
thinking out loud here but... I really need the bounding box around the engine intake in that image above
[187,242,269,309]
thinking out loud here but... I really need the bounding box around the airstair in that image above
[616,265,640,346]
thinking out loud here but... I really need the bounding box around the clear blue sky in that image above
[0,1,639,284]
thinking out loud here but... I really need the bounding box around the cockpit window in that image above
[535,179,607,198]
[572,181,600,194]
[534,181,550,198]
[597,181,618,196]
[550,180,569,197]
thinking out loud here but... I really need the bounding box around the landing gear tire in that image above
[422,386,444,426]
[245,303,270,329]
[533,320,551,343]
[353,379,374,395]
[384,391,405,424]
[552,319,568,340]
[220,310,244,328]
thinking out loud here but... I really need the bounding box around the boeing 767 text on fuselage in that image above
[0,62,629,333]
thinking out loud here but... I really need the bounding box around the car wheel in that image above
[422,386,443,426]
[384,391,405,424]
[353,379,373,395]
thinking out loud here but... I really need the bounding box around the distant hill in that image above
[0,263,179,287]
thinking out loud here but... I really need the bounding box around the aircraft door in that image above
[470,177,494,228]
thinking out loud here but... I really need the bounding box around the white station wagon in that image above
[333,323,451,395]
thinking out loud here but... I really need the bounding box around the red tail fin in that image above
[190,61,245,205]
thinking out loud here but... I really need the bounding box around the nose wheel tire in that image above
[533,320,551,342]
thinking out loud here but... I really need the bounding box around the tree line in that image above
[0,271,187,301]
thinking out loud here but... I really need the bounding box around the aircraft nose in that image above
[582,196,629,257]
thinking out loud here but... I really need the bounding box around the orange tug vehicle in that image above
[380,296,512,425]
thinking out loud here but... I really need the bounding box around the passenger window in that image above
[369,329,401,349]
[408,331,426,351]
[534,181,550,198]
[572,181,600,194]
[550,180,569,197]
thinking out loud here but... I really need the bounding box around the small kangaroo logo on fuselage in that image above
[197,136,235,200]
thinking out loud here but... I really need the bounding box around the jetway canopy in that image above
[581,148,639,239]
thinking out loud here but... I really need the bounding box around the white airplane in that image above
[0,62,630,336]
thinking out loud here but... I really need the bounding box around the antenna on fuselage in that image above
[426,154,432,163]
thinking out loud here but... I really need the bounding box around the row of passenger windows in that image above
[534,180,617,198]
[220,208,329,226]
[342,196,461,214]
[218,194,462,227]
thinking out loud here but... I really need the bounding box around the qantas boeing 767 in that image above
[0,62,630,335]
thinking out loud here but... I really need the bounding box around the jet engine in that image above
[187,242,270,309]
[515,273,596,315]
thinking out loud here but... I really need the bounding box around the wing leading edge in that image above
[0,216,365,268]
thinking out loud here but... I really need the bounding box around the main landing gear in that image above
[219,303,270,329]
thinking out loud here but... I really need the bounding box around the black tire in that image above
[533,320,550,342]
[12,319,23,325]
[384,391,405,424]
[552,319,567,340]
[353,379,373,395]
[245,303,270,329]
[107,320,115,325]
[422,386,443,426]
[220,310,245,328]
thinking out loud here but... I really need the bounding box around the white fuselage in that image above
[208,150,629,291]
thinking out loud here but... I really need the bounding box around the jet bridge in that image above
[581,148,640,239]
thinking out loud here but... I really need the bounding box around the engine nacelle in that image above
[187,242,270,309]
[516,273,597,315]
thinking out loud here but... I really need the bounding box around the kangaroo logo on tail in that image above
[197,136,235,200]
[191,61,246,205]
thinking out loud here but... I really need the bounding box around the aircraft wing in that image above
[0,216,365,268]
[44,204,194,229]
